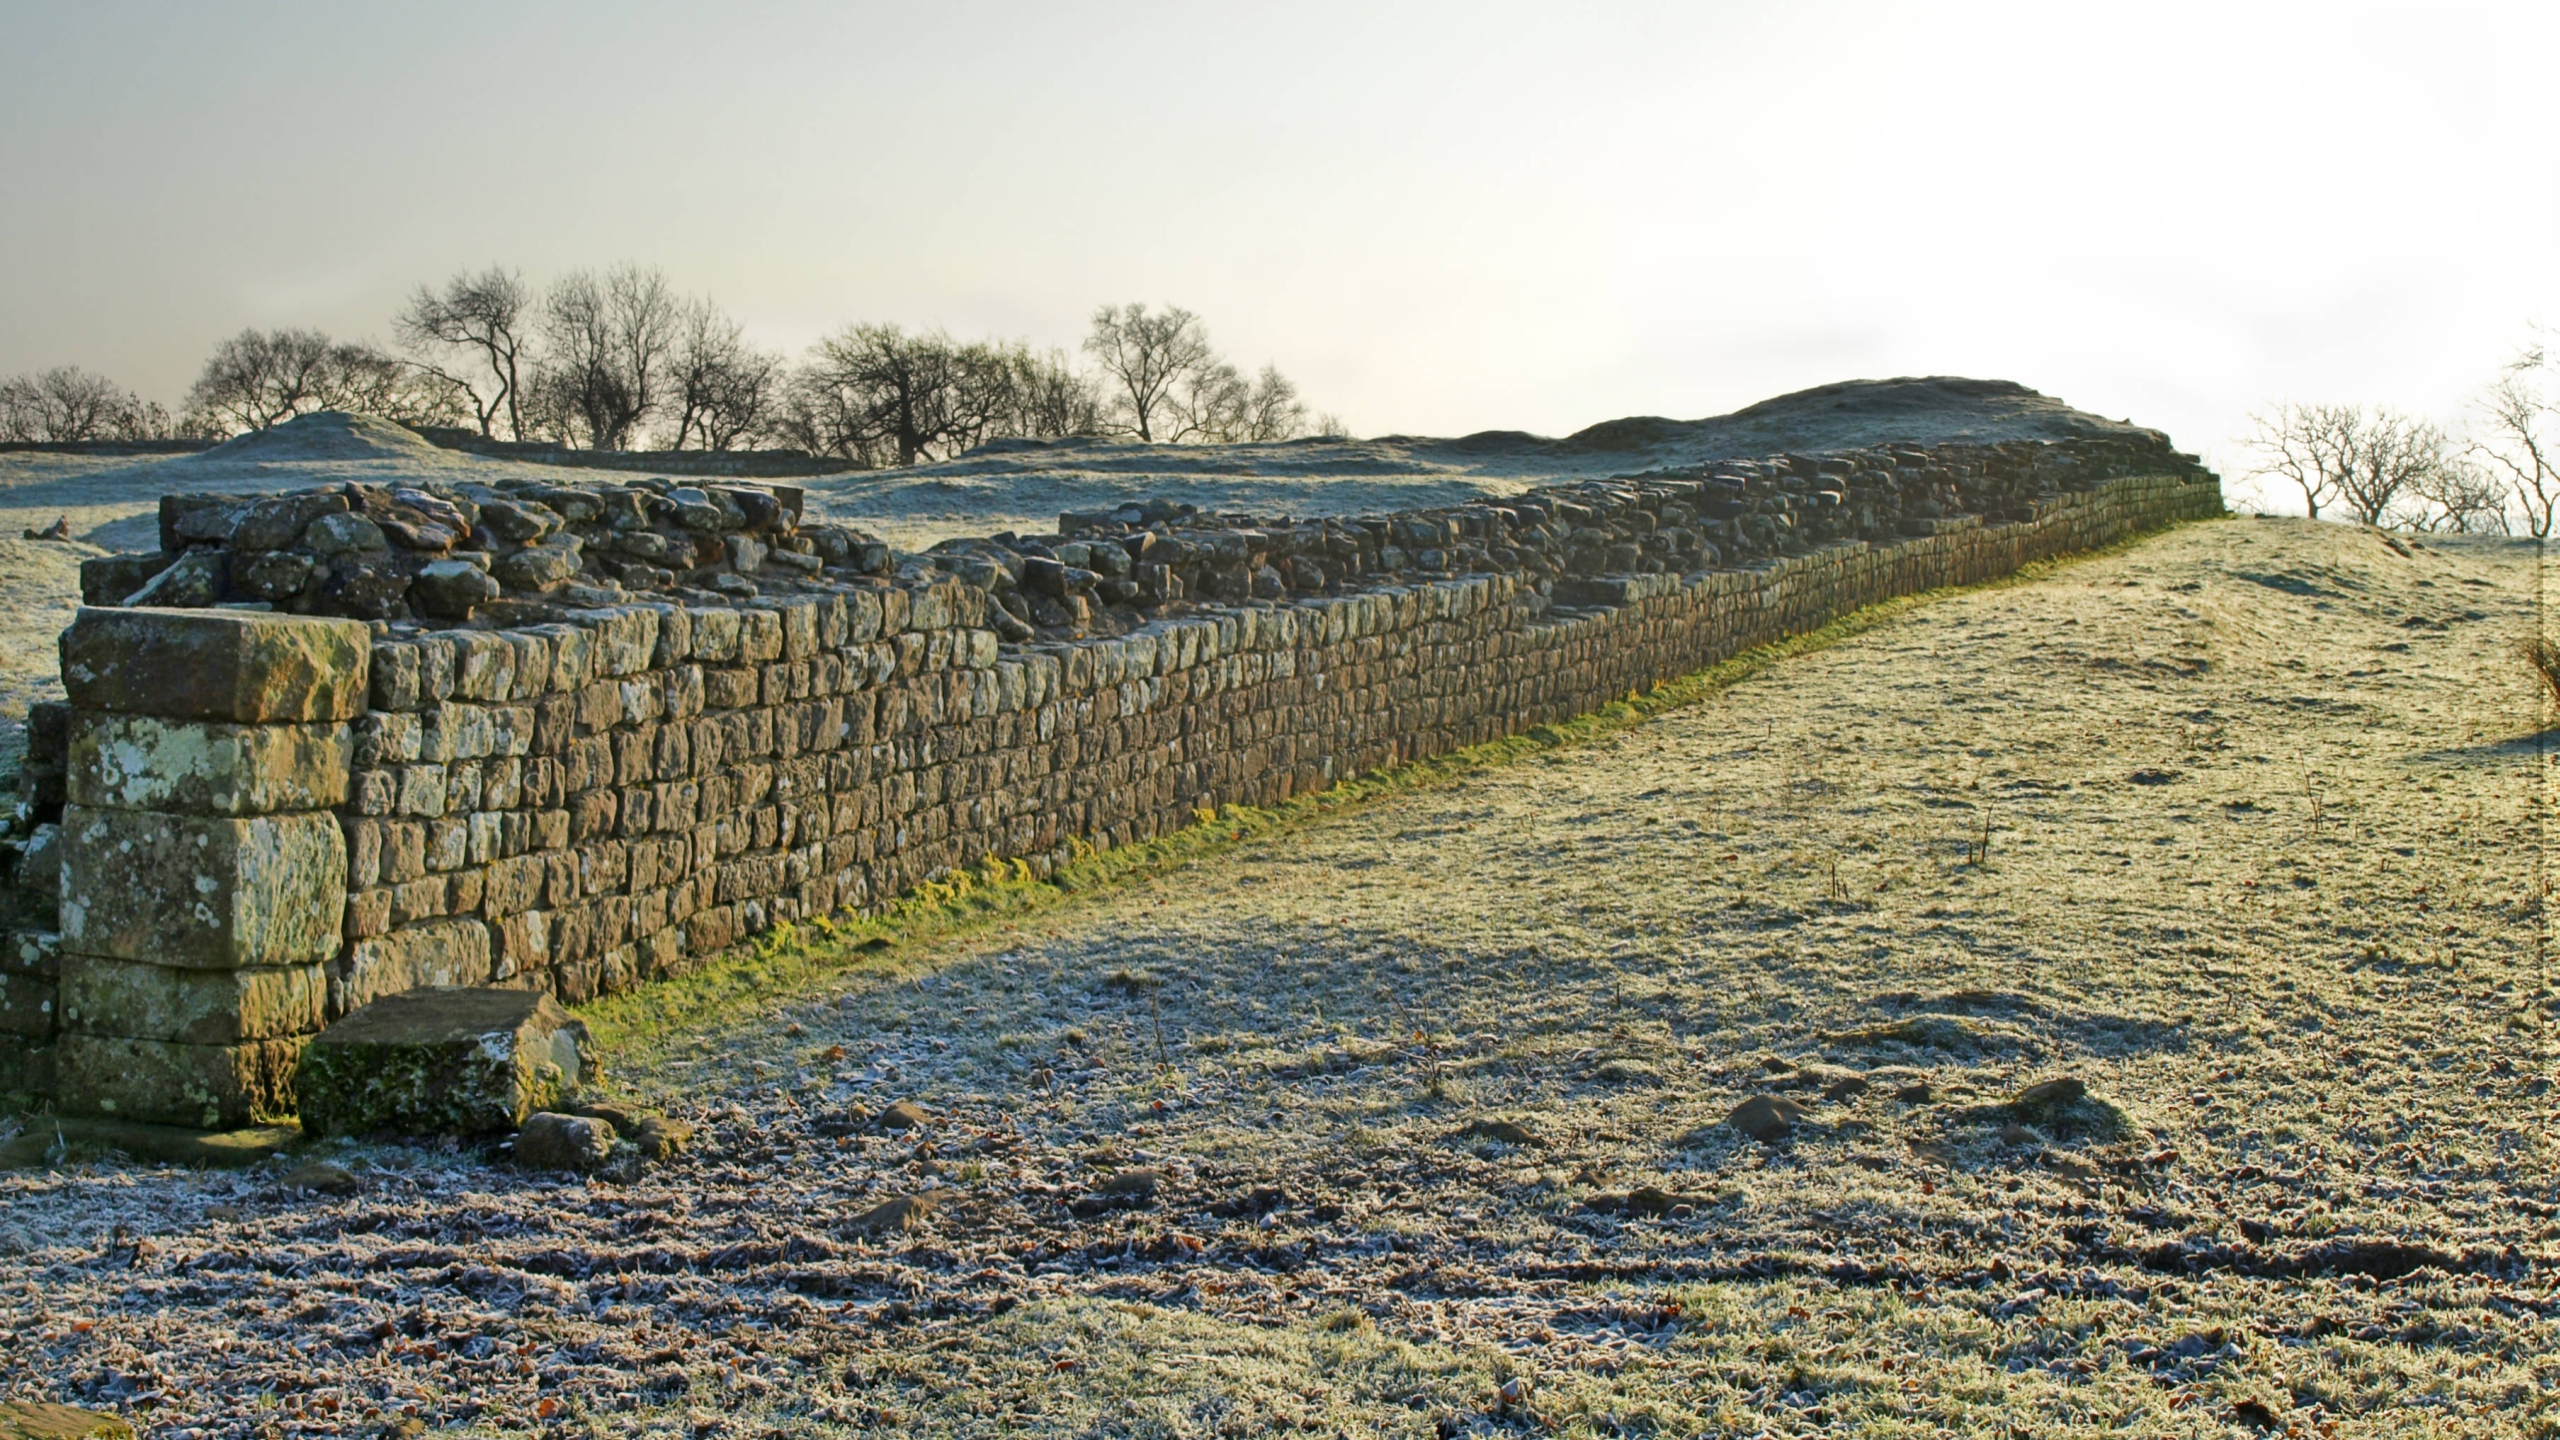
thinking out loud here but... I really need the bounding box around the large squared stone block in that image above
[58,953,326,1045]
[297,987,589,1137]
[0,972,54,1036]
[55,1031,302,1128]
[60,607,370,723]
[60,806,346,969]
[68,713,352,816]
[0,1034,56,1098]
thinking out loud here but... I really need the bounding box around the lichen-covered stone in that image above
[296,986,590,1137]
[57,954,325,1045]
[3,929,59,979]
[514,1110,616,1170]
[77,553,173,606]
[0,1034,55,1099]
[13,826,60,916]
[121,551,226,607]
[60,806,347,969]
[55,1031,302,1128]
[67,713,351,816]
[59,607,370,723]
[0,972,55,1036]
[413,558,501,619]
[335,917,492,1013]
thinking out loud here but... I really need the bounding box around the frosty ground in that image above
[2,515,2555,1438]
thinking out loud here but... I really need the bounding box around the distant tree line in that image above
[2244,335,2560,536]
[0,264,1342,467]
[0,366,177,443]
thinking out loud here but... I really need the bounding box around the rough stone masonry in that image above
[0,435,2221,1126]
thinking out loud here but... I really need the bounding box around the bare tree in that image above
[1083,304,1215,442]
[1161,359,1244,444]
[1082,305,1317,444]
[2405,452,2508,533]
[394,267,531,439]
[1004,346,1104,438]
[0,366,171,442]
[2334,409,2454,527]
[782,325,964,466]
[2473,342,2558,538]
[184,328,461,435]
[2244,402,2355,519]
[1238,364,1310,442]
[531,264,681,449]
[665,298,785,450]
[2242,401,2457,526]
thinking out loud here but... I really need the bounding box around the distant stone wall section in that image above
[404,426,855,479]
[2,450,2221,1125]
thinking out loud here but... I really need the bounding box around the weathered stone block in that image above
[60,806,347,969]
[0,972,54,1036]
[55,1031,302,1128]
[60,607,370,723]
[2,929,59,978]
[514,1110,616,1170]
[58,954,325,1045]
[296,986,590,1137]
[78,553,173,606]
[336,916,492,1013]
[67,713,351,816]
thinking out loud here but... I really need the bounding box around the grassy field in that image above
[3,515,2554,1437]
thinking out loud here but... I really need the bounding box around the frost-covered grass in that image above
[4,518,2555,1438]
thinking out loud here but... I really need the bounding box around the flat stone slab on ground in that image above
[54,1031,303,1129]
[295,986,590,1138]
[0,1116,298,1169]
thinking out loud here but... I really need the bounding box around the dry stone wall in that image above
[1,447,2221,1127]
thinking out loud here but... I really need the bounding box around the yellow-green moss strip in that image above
[581,515,2219,1067]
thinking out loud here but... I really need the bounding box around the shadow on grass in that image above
[2400,728,2560,767]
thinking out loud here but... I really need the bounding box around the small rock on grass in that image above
[1454,1118,1541,1147]
[1205,1185,1287,1218]
[1099,1167,1163,1198]
[1593,1059,1664,1085]
[852,1195,932,1233]
[2016,1076,2088,1112]
[1728,1095,1809,1141]
[636,1116,695,1160]
[878,1100,928,1131]
[273,1161,361,1196]
[1585,1184,1714,1218]
[515,1112,616,1172]
[566,1102,641,1137]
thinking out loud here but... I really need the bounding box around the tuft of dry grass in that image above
[2522,634,2560,708]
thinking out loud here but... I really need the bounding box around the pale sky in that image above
[4,1,2554,505]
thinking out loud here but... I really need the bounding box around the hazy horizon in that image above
[4,1,2554,508]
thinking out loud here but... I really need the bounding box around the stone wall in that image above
[1,452,2222,1126]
